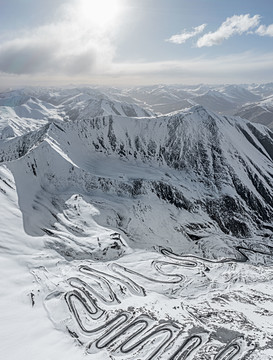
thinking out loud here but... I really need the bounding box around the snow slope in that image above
[0,87,153,140]
[236,95,273,129]
[124,84,263,116]
[0,88,273,359]
[0,92,64,138]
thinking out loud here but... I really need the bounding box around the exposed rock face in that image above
[1,89,273,360]
[1,104,272,255]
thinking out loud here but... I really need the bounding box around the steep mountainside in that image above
[124,84,265,117]
[192,90,236,113]
[1,89,273,360]
[0,87,153,139]
[236,95,273,129]
[1,105,273,255]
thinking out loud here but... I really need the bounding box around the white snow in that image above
[0,86,273,359]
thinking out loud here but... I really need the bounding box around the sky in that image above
[1,0,273,87]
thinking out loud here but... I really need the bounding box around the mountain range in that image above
[0,85,273,360]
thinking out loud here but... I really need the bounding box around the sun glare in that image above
[76,0,123,29]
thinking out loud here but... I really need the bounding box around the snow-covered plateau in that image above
[0,86,273,359]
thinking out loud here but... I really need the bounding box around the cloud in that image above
[0,0,116,76]
[256,24,273,37]
[196,14,261,47]
[1,51,273,86]
[166,24,207,44]
[109,51,273,84]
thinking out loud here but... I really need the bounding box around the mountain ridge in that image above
[2,105,272,256]
[1,88,273,359]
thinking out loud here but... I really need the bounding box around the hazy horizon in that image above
[1,0,273,87]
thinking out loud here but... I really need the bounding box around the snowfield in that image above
[0,86,273,359]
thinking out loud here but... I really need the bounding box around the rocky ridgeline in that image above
[1,104,272,247]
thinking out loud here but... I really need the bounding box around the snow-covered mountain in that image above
[249,82,273,97]
[125,85,194,114]
[191,90,236,113]
[235,95,273,129]
[1,87,273,359]
[219,84,261,105]
[0,87,153,139]
[0,90,64,138]
[123,84,264,117]
[2,103,273,245]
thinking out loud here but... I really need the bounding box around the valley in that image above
[0,85,273,359]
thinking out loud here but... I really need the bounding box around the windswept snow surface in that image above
[0,87,273,360]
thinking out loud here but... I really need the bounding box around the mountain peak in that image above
[1,86,273,360]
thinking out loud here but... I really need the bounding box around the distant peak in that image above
[190,104,210,114]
